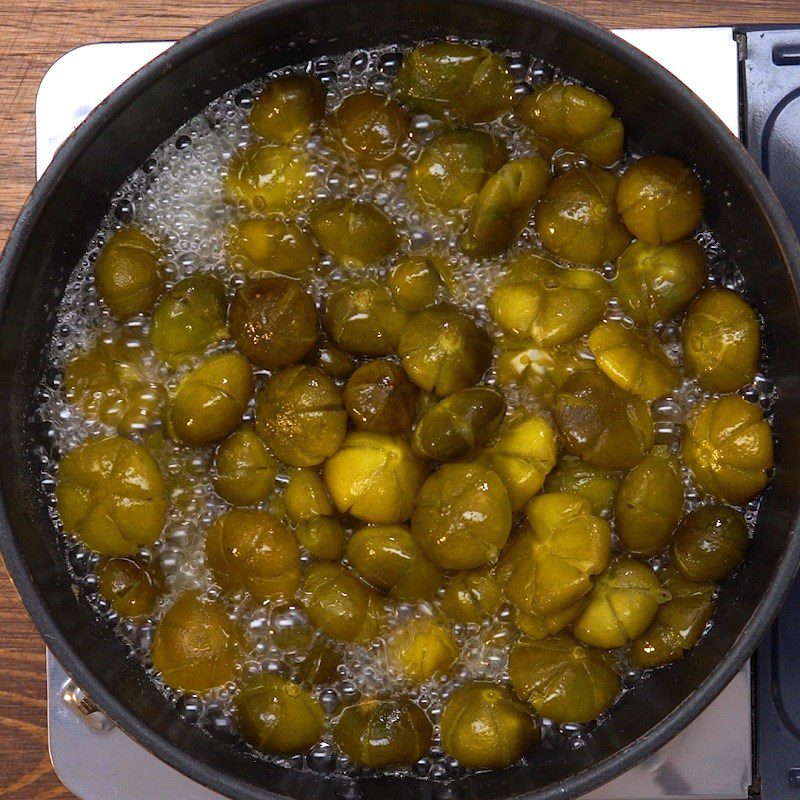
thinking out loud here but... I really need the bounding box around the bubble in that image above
[319,688,340,714]
[378,51,403,76]
[318,71,338,86]
[68,544,93,576]
[414,757,431,776]
[505,54,529,78]
[307,741,337,772]
[428,763,448,779]
[314,57,336,73]
[270,603,315,651]
[741,385,760,403]
[248,607,270,635]
[177,695,204,720]
[602,261,618,280]
[262,658,286,675]
[205,704,234,735]
[552,151,590,174]
[114,199,135,223]
[350,52,369,72]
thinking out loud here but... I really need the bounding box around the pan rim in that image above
[2,2,800,799]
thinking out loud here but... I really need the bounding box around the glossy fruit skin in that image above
[387,618,459,683]
[543,459,619,515]
[234,674,324,755]
[518,82,624,166]
[489,254,611,347]
[535,166,631,266]
[213,427,279,507]
[95,227,165,320]
[344,360,418,436]
[440,566,503,624]
[62,333,164,434]
[389,257,442,311]
[314,337,358,379]
[672,505,749,581]
[414,390,439,421]
[614,239,707,326]
[496,492,611,616]
[329,91,411,167]
[461,157,550,257]
[408,130,508,212]
[226,217,319,276]
[346,524,444,602]
[324,280,409,357]
[477,414,558,511]
[681,395,773,504]
[224,142,313,212]
[293,638,343,686]
[411,463,512,570]
[309,199,399,268]
[151,591,245,693]
[255,365,347,468]
[398,304,492,396]
[395,43,515,122]
[511,599,587,640]
[412,386,505,461]
[617,155,705,244]
[440,682,538,769]
[494,338,595,403]
[682,288,760,392]
[56,436,168,556]
[97,558,158,620]
[168,352,254,446]
[323,432,428,524]
[631,567,716,669]
[554,372,654,470]
[508,635,621,723]
[422,248,465,295]
[573,558,668,648]
[333,697,433,767]
[230,277,319,369]
[150,274,228,363]
[588,321,680,401]
[283,469,334,522]
[249,74,326,143]
[494,338,558,399]
[301,563,384,643]
[614,447,684,556]
[295,516,347,561]
[205,508,301,601]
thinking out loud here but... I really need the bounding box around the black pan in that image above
[2,2,800,799]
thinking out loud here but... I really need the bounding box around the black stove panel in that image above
[738,25,800,799]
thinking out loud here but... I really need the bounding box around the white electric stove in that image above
[38,28,752,800]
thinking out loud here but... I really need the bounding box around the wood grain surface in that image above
[1,1,800,797]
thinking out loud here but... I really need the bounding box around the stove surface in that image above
[38,29,752,800]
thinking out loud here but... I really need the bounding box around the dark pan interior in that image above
[2,2,800,800]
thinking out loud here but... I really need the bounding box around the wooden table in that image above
[1,0,799,796]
